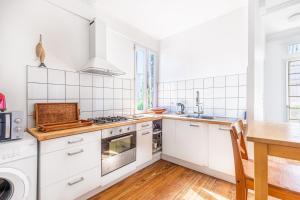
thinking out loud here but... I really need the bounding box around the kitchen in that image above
[1,0,300,200]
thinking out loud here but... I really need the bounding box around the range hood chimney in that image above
[80,19,125,76]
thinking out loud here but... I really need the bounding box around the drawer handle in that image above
[142,124,150,128]
[68,138,84,144]
[142,132,151,135]
[67,149,84,156]
[219,127,231,131]
[190,124,199,127]
[68,177,84,186]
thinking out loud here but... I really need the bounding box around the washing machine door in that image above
[0,168,29,200]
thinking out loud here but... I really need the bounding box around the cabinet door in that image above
[162,119,176,157]
[137,128,153,166]
[188,122,209,166]
[175,121,208,166]
[208,124,235,175]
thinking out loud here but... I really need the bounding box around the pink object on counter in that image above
[0,93,6,112]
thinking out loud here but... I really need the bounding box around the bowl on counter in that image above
[151,108,167,114]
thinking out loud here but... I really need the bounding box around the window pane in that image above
[289,74,300,85]
[147,52,157,109]
[135,47,146,112]
[288,60,300,120]
[290,97,300,107]
[288,44,300,55]
[290,108,300,120]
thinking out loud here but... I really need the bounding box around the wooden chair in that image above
[230,120,300,200]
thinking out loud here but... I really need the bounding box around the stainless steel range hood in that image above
[80,19,125,76]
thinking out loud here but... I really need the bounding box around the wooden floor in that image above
[90,160,255,200]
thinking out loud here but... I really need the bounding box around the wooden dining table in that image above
[247,121,300,200]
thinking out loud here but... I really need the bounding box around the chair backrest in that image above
[230,124,248,200]
[233,120,249,160]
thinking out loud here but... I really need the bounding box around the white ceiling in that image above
[264,3,300,35]
[88,0,247,40]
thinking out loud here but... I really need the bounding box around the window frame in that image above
[134,44,158,113]
[286,58,300,121]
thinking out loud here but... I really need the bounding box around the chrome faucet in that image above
[194,91,204,116]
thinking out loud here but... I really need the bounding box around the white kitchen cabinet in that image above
[39,131,102,199]
[40,140,101,187]
[40,166,101,200]
[137,124,153,166]
[208,124,235,176]
[162,119,177,157]
[175,120,208,166]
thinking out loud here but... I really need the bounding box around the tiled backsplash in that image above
[158,73,247,118]
[26,66,135,128]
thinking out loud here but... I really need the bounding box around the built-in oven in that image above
[101,125,136,176]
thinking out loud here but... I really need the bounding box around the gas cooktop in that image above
[88,116,129,124]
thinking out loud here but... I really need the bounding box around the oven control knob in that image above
[119,129,122,133]
[127,127,130,131]
[15,127,22,132]
[110,131,113,135]
[15,118,22,124]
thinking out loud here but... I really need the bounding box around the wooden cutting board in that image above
[34,103,80,126]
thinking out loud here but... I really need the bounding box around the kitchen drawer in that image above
[136,121,152,131]
[40,166,102,200]
[40,141,101,187]
[40,131,101,154]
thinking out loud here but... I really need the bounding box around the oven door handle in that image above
[110,135,133,143]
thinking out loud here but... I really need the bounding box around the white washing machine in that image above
[0,132,37,200]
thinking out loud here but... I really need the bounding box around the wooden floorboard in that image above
[90,160,254,200]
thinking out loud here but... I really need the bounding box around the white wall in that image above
[0,0,90,114]
[0,0,158,120]
[107,29,135,79]
[264,28,300,122]
[159,7,248,82]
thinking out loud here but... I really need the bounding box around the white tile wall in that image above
[48,85,65,99]
[66,72,79,86]
[26,66,135,128]
[66,86,79,99]
[80,87,93,99]
[158,73,247,119]
[48,69,65,84]
[27,67,47,83]
[28,83,47,99]
[80,73,93,87]
[93,75,103,88]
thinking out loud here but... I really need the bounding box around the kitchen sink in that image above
[181,114,214,120]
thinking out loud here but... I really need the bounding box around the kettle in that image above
[0,93,6,112]
[176,103,185,115]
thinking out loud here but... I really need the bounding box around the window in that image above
[287,60,300,120]
[288,43,300,55]
[135,45,158,113]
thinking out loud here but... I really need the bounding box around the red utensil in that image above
[0,93,6,112]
